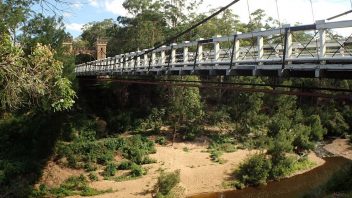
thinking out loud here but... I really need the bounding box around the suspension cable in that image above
[120,0,242,65]
[309,0,316,23]
[275,0,281,27]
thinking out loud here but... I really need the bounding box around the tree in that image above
[80,19,115,48]
[166,76,203,144]
[0,33,75,112]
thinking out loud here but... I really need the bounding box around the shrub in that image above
[32,175,111,197]
[207,108,231,125]
[270,155,294,179]
[84,162,97,172]
[236,153,272,186]
[102,162,117,177]
[210,149,223,163]
[155,136,167,145]
[154,170,181,196]
[88,172,98,181]
[117,160,133,170]
[108,112,133,133]
[182,124,202,141]
[130,163,145,177]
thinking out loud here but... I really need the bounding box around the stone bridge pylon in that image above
[63,38,108,60]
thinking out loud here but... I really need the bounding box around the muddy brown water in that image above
[189,157,351,198]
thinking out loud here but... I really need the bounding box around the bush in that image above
[32,175,111,197]
[236,153,272,186]
[108,111,133,133]
[207,108,231,125]
[270,155,294,179]
[154,170,181,196]
[182,124,202,141]
[155,136,167,145]
[102,162,117,177]
[130,163,145,177]
[88,172,98,181]
[117,160,133,170]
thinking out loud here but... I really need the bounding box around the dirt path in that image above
[324,139,352,160]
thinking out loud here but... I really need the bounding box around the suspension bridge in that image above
[75,20,352,79]
[75,0,352,79]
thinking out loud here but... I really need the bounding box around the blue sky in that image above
[48,0,351,38]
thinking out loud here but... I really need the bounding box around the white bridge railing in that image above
[75,20,352,77]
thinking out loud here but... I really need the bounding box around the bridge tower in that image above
[62,37,73,54]
[95,38,108,60]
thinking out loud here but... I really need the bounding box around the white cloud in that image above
[104,0,128,16]
[87,0,127,16]
[89,0,99,7]
[63,12,73,17]
[66,23,84,32]
[71,2,83,9]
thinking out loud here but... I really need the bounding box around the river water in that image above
[189,157,351,198]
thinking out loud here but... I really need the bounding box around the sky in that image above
[50,0,352,38]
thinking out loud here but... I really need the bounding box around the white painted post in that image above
[136,51,141,69]
[183,41,189,67]
[257,32,264,64]
[197,38,204,62]
[213,35,221,64]
[130,52,136,70]
[317,20,326,63]
[160,46,166,65]
[124,53,129,70]
[151,51,156,66]
[114,55,119,71]
[171,43,177,66]
[234,32,241,64]
[143,49,149,68]
[283,24,292,59]
[119,54,124,71]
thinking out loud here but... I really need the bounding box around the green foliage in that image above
[306,115,327,141]
[154,170,181,197]
[108,111,133,133]
[208,134,237,163]
[117,160,133,170]
[270,155,294,179]
[136,108,165,134]
[31,175,111,197]
[57,135,156,171]
[0,34,75,112]
[102,162,117,177]
[155,136,167,145]
[130,163,145,177]
[320,108,349,137]
[236,153,272,186]
[88,172,99,181]
[0,113,63,197]
[121,135,156,164]
[206,107,231,125]
[182,124,203,141]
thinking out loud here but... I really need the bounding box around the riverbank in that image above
[70,144,323,197]
[41,139,351,198]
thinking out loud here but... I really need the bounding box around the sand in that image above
[324,138,352,160]
[69,141,324,198]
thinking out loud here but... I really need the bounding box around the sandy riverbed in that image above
[44,139,352,198]
[78,143,324,198]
